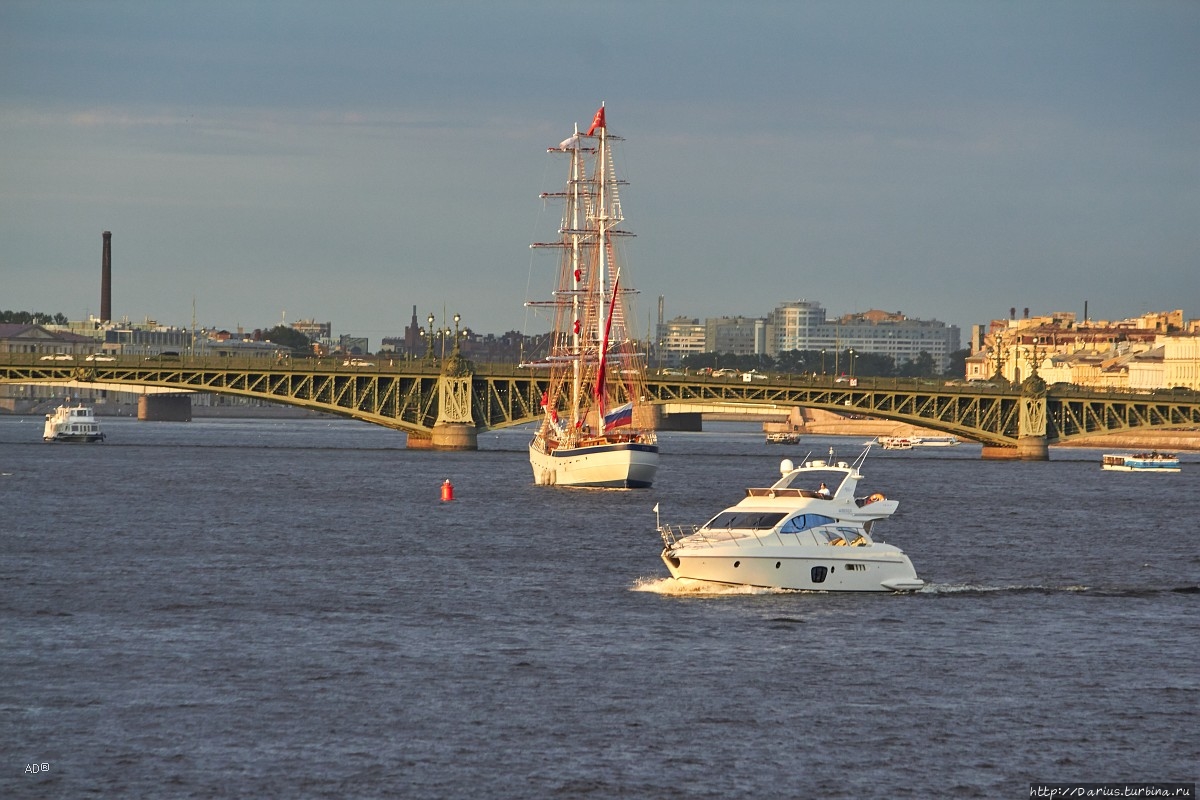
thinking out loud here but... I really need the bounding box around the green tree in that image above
[896,351,936,377]
[261,325,313,356]
[943,348,970,378]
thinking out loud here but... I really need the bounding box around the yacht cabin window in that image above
[702,511,787,532]
[779,514,836,534]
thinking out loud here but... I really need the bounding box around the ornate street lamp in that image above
[425,312,436,362]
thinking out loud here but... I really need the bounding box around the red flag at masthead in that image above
[585,105,606,136]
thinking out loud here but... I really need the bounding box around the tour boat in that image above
[658,448,925,592]
[914,435,959,447]
[43,403,105,443]
[879,436,914,450]
[524,104,658,488]
[765,431,801,445]
[1101,452,1181,473]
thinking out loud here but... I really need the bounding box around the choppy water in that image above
[2,417,1196,798]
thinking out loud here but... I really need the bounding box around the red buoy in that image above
[441,479,454,502]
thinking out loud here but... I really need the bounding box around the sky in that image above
[2,1,1197,346]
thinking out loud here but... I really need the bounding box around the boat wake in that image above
[917,583,1199,596]
[631,576,799,596]
[632,579,1199,598]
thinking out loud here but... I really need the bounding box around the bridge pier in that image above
[981,436,1049,461]
[405,424,478,450]
[430,422,477,451]
[656,410,702,432]
[1016,435,1049,461]
[138,394,191,422]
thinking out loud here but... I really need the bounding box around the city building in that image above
[967,309,1199,389]
[656,316,706,369]
[766,300,961,373]
[705,316,766,356]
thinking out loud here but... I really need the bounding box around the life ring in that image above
[867,492,886,504]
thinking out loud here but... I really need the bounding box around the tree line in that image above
[1,310,69,325]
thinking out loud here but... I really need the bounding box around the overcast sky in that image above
[2,1,1197,345]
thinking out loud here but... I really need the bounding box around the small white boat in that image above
[879,436,914,450]
[913,435,959,447]
[1101,452,1180,473]
[658,448,924,592]
[765,431,801,445]
[43,404,106,443]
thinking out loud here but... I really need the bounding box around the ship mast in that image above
[594,106,609,431]
[568,123,583,432]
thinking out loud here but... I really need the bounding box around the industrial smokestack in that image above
[101,231,112,323]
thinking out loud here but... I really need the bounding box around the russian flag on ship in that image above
[603,402,634,431]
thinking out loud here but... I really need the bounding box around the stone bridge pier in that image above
[982,375,1049,461]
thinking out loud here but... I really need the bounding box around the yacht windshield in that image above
[779,514,836,534]
[702,511,787,532]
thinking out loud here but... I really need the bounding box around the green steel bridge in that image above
[3,354,1198,457]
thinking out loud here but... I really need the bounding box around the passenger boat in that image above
[765,431,801,445]
[43,403,105,443]
[1101,452,1181,473]
[524,104,658,488]
[913,435,959,447]
[658,448,925,592]
[879,436,914,450]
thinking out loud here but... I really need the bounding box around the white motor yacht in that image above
[658,448,924,592]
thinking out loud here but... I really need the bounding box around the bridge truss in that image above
[2,360,1198,446]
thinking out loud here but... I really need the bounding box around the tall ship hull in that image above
[530,439,658,488]
[524,104,658,488]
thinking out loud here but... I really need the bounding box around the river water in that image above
[2,417,1196,798]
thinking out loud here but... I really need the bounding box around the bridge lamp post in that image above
[991,334,1005,381]
[821,349,826,376]
[453,313,465,355]
[1019,336,1044,381]
[424,313,436,362]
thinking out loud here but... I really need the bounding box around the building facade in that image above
[766,300,961,372]
[656,317,706,368]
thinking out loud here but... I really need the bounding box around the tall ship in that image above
[43,403,106,443]
[524,104,659,488]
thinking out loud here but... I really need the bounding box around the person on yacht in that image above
[817,482,830,497]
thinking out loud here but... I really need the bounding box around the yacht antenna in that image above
[853,445,872,470]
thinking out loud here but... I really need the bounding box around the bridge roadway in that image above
[3,354,1199,457]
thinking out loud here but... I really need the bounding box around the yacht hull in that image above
[660,548,923,592]
[530,441,658,488]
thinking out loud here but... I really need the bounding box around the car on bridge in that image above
[343,358,373,367]
[39,354,74,361]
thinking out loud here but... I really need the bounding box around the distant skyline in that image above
[2,1,1197,342]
